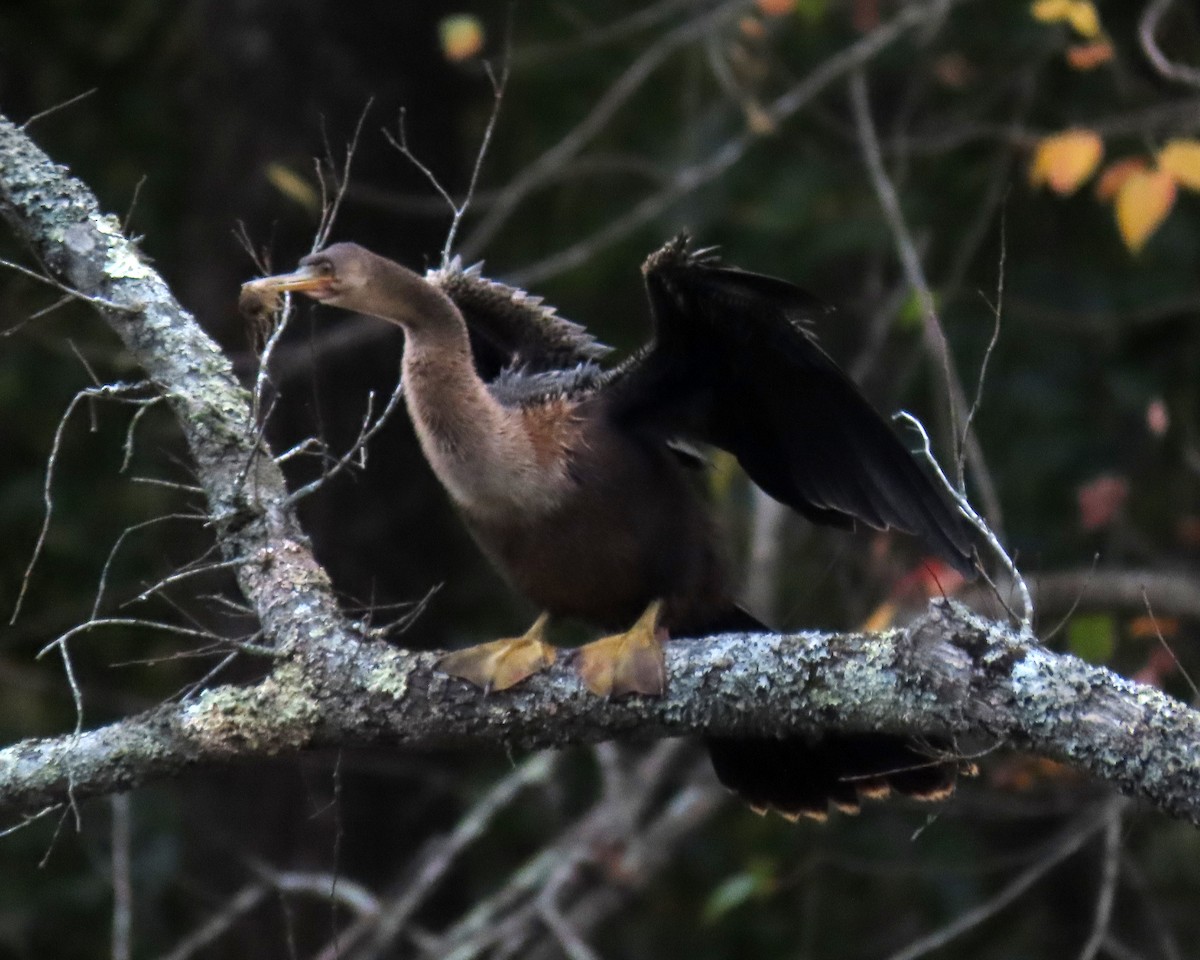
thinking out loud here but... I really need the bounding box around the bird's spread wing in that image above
[428,258,612,381]
[608,235,975,575]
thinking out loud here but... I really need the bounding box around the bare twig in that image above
[895,413,1032,631]
[1139,0,1200,89]
[849,67,1003,527]
[883,800,1120,960]
[1078,804,1126,960]
[509,0,976,286]
[326,753,556,960]
[111,794,133,960]
[283,369,407,506]
[10,382,155,624]
[20,88,98,129]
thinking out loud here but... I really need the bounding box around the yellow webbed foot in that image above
[576,600,667,697]
[437,613,556,692]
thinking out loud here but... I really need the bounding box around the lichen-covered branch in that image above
[2,601,1200,824]
[2,114,1200,828]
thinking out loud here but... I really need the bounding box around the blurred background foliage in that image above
[2,1,1200,958]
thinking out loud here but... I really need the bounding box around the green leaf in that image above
[1067,613,1116,663]
[702,859,776,923]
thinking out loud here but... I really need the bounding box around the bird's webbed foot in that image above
[575,600,667,697]
[437,613,556,692]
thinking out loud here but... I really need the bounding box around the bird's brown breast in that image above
[461,419,731,632]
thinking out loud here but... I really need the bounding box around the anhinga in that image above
[241,236,975,819]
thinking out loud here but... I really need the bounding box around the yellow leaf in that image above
[1065,1,1101,38]
[1158,139,1200,192]
[1031,0,1101,38]
[1029,129,1104,195]
[860,601,898,633]
[1116,169,1176,254]
[439,14,485,63]
[1030,0,1072,22]
[265,163,319,213]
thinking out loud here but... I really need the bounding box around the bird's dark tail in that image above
[697,608,962,820]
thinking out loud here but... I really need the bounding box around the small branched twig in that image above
[283,369,407,506]
[92,513,209,619]
[958,206,1007,493]
[313,99,374,253]
[384,51,508,268]
[0,257,140,333]
[11,382,157,625]
[895,411,1033,633]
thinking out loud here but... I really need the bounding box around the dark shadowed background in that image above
[2,2,1200,958]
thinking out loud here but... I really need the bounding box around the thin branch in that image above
[111,794,133,960]
[321,753,557,960]
[283,368,407,506]
[960,205,1006,493]
[1078,804,1125,960]
[896,413,1032,632]
[509,0,976,286]
[20,88,99,128]
[883,800,1119,960]
[849,67,1004,529]
[459,2,740,260]
[1139,0,1200,89]
[10,382,155,624]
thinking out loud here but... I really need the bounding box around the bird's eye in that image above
[315,260,334,276]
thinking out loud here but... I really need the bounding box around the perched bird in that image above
[241,236,975,819]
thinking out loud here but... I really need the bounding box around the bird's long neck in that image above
[379,272,562,518]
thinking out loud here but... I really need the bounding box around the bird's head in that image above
[239,242,381,318]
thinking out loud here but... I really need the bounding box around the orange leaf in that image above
[1029,130,1104,195]
[1158,139,1200,192]
[1116,168,1177,254]
[439,14,485,63]
[756,0,796,15]
[1066,41,1113,70]
[1128,615,1179,640]
[1094,157,1147,201]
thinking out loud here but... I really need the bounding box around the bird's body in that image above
[241,237,975,818]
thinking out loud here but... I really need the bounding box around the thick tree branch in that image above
[2,601,1200,823]
[3,114,1200,829]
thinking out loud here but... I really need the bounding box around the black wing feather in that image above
[611,235,974,575]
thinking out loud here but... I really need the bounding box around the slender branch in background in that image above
[459,0,742,261]
[110,794,133,960]
[509,0,976,287]
[312,98,373,253]
[1139,0,1200,89]
[849,67,1004,530]
[10,382,154,624]
[282,368,407,506]
[1077,804,1126,960]
[443,56,509,266]
[883,800,1120,960]
[742,485,788,621]
[960,208,1006,492]
[317,753,557,960]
